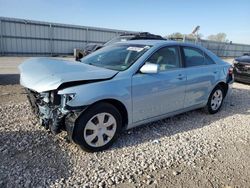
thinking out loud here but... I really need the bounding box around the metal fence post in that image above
[86,27,89,45]
[0,18,3,56]
[49,24,53,56]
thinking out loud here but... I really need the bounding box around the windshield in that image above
[84,44,98,51]
[80,44,151,71]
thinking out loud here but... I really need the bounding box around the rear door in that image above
[181,46,218,108]
[132,46,187,122]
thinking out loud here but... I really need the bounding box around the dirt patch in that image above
[0,84,26,104]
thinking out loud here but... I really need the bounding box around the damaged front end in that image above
[26,89,83,136]
[19,57,118,140]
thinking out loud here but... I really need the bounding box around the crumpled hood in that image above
[19,58,118,92]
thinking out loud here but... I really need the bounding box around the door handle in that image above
[177,74,185,80]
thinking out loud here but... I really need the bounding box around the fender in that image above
[58,78,133,124]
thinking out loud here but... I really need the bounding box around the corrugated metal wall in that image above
[189,39,250,57]
[1,17,250,57]
[0,17,130,56]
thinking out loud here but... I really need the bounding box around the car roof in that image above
[118,39,199,48]
[118,39,172,45]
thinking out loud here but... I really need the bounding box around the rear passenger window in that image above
[204,53,215,65]
[183,47,205,67]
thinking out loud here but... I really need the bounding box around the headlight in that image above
[66,93,76,102]
[60,93,76,109]
[232,60,238,68]
[62,93,76,104]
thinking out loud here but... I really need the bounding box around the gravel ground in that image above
[0,82,249,188]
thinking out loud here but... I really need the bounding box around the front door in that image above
[132,46,186,122]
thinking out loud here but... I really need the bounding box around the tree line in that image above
[166,32,228,42]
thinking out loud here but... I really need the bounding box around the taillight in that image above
[228,66,233,75]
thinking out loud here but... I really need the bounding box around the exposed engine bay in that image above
[26,89,78,135]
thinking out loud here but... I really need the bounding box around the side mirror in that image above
[140,63,159,74]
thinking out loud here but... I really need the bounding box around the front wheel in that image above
[205,85,225,114]
[73,102,122,152]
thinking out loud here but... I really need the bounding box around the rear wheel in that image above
[205,85,225,114]
[73,102,122,152]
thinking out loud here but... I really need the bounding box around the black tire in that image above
[73,102,122,152]
[205,85,225,114]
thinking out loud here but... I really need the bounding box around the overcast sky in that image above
[0,0,249,44]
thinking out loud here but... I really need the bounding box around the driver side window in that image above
[147,46,181,71]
